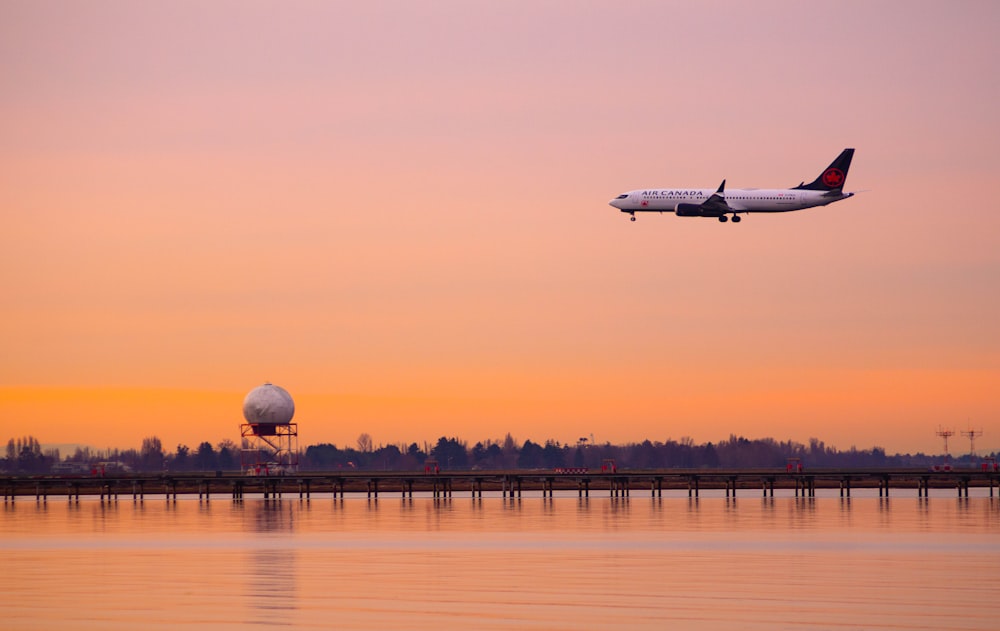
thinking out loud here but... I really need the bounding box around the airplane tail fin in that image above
[794,148,854,192]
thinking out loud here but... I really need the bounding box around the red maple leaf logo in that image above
[822,168,844,188]
[641,200,649,207]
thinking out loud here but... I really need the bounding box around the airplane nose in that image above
[608,198,621,209]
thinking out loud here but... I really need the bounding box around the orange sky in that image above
[2,2,998,455]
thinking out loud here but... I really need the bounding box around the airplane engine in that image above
[675,203,706,217]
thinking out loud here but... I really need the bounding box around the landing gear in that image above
[718,215,728,223]
[732,215,742,223]
[629,214,636,222]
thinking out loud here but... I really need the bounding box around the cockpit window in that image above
[616,194,629,199]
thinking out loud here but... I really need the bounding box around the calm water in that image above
[1,489,998,630]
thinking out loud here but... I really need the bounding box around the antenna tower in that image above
[961,427,983,457]
[936,426,955,459]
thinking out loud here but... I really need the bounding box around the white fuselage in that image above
[609,188,852,214]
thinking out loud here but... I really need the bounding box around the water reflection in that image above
[245,548,297,626]
[3,496,999,630]
[241,499,298,534]
[502,498,523,512]
[237,502,299,626]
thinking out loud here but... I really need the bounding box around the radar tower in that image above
[240,383,299,475]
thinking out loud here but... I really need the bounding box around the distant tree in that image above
[541,440,565,469]
[68,446,90,463]
[484,443,503,468]
[701,442,720,468]
[217,440,238,471]
[871,446,887,466]
[172,444,190,471]
[431,437,468,469]
[407,443,426,460]
[305,443,343,469]
[403,442,427,469]
[502,433,519,467]
[470,441,504,469]
[342,447,364,469]
[357,433,373,453]
[471,442,488,467]
[663,439,695,468]
[373,444,403,469]
[502,433,518,452]
[139,436,164,472]
[195,442,217,470]
[629,440,659,469]
[518,440,543,468]
[6,436,48,473]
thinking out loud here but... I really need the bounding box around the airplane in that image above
[609,148,856,223]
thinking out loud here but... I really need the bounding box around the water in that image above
[2,489,997,630]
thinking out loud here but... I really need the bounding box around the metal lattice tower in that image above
[936,426,955,458]
[961,427,983,457]
[241,422,299,474]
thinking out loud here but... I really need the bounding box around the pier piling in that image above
[958,477,970,498]
[4,469,999,503]
[762,477,775,497]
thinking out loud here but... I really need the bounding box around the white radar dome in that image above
[243,383,295,431]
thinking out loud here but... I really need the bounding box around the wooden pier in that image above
[3,468,999,502]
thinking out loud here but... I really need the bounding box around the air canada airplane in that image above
[609,148,856,223]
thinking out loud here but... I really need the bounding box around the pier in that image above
[3,468,999,502]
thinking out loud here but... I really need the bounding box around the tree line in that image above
[3,433,993,475]
[3,435,240,475]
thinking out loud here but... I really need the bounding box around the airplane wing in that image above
[676,180,740,216]
[700,180,732,214]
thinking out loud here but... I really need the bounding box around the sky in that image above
[2,1,999,456]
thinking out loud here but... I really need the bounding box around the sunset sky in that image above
[2,1,998,456]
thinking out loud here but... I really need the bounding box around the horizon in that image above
[2,2,998,458]
[28,426,997,460]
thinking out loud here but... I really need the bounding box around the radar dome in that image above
[243,383,295,435]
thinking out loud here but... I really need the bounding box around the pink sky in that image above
[2,1,998,455]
